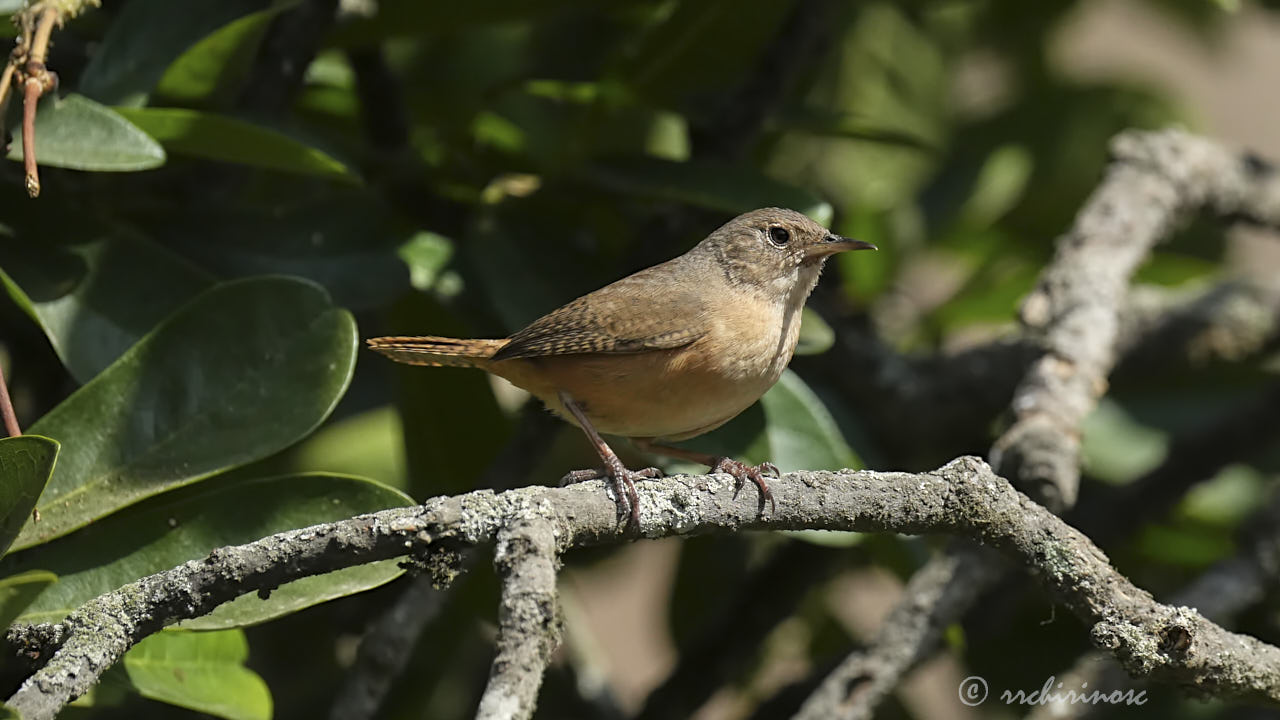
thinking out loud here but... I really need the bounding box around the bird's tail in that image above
[366,336,508,369]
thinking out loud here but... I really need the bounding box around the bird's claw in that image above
[709,457,777,516]
[560,465,663,530]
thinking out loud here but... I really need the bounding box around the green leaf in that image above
[291,407,408,492]
[0,436,58,558]
[8,473,412,628]
[114,108,357,180]
[124,629,271,720]
[794,307,835,356]
[0,234,215,383]
[955,144,1033,228]
[78,0,273,106]
[1080,398,1168,485]
[613,0,794,109]
[758,371,859,472]
[7,94,166,171]
[155,5,295,106]
[13,277,357,550]
[586,158,832,225]
[0,570,57,629]
[151,193,409,310]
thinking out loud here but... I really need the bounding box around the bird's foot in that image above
[708,458,778,515]
[560,465,664,528]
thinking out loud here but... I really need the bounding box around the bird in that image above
[368,207,875,526]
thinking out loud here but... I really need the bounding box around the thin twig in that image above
[0,359,20,437]
[18,6,58,198]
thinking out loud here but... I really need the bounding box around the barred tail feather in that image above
[366,336,507,368]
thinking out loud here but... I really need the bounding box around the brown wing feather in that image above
[493,258,710,361]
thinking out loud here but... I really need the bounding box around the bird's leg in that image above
[558,392,660,527]
[634,440,777,516]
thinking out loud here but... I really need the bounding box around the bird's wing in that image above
[492,263,709,361]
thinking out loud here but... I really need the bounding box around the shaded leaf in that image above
[13,277,357,550]
[78,0,273,106]
[0,436,58,557]
[8,473,411,628]
[0,234,214,383]
[124,630,271,720]
[152,193,409,310]
[0,570,57,629]
[115,107,357,180]
[587,158,832,225]
[613,0,794,110]
[7,94,165,171]
[794,307,835,356]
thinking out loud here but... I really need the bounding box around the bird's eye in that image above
[768,226,791,246]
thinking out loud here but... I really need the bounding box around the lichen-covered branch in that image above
[992,129,1280,510]
[7,458,1280,720]
[476,518,562,720]
[1027,490,1280,720]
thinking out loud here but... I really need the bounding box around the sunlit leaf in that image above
[0,436,58,557]
[78,0,274,106]
[124,630,271,720]
[13,277,357,550]
[115,108,357,180]
[7,94,165,171]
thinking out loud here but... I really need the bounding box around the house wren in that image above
[368,207,875,525]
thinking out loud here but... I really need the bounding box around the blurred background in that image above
[0,0,1278,718]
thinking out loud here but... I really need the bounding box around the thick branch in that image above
[1027,490,1280,720]
[992,130,1278,509]
[476,518,562,720]
[8,458,1280,719]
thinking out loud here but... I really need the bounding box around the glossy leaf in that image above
[586,158,832,225]
[8,473,411,628]
[0,436,58,558]
[78,0,272,106]
[7,94,165,171]
[155,5,294,106]
[13,277,357,550]
[759,370,860,472]
[115,108,357,180]
[673,370,859,472]
[0,234,214,383]
[124,629,271,720]
[0,570,57,630]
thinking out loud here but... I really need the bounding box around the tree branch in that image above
[7,458,1280,718]
[799,128,1280,718]
[475,517,562,720]
[1027,489,1280,720]
[992,129,1280,510]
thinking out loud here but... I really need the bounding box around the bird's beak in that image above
[806,234,878,258]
